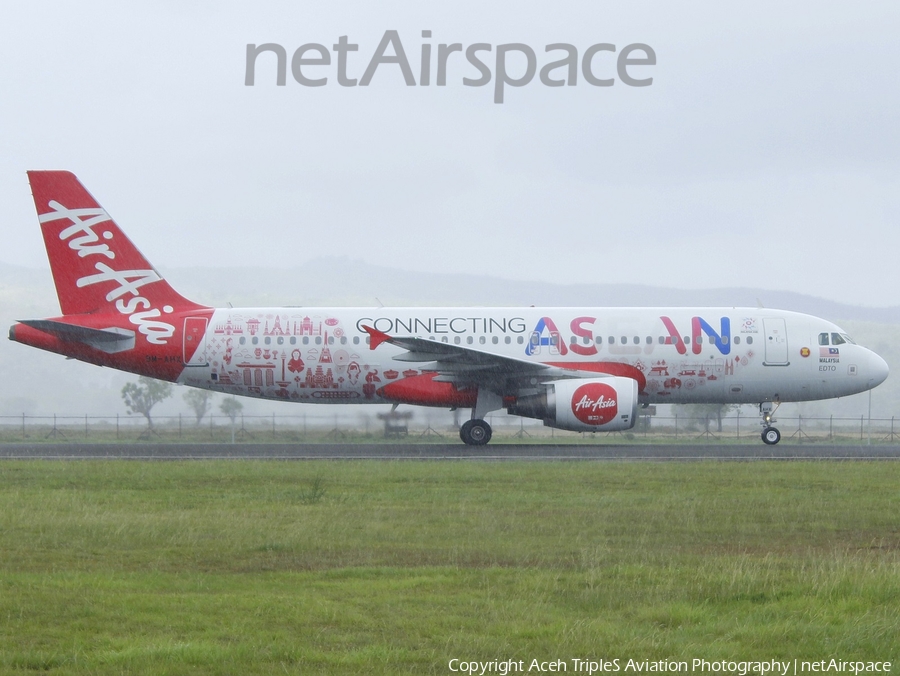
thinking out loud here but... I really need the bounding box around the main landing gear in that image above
[460,389,502,446]
[460,419,492,446]
[759,401,781,445]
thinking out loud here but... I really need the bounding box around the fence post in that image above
[22,413,25,440]
[675,413,678,441]
[867,390,872,446]
[116,413,119,440]
[736,409,740,440]
[85,414,88,439]
[179,413,182,439]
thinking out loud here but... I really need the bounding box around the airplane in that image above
[8,171,890,446]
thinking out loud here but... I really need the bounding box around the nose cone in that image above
[866,349,889,389]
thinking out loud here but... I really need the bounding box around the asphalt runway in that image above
[1,443,899,460]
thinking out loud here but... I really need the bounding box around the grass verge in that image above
[0,460,897,674]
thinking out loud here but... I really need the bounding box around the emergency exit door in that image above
[763,317,789,366]
[183,317,208,366]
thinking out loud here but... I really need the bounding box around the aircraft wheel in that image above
[460,419,492,446]
[761,427,781,445]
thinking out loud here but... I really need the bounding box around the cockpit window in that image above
[820,332,856,346]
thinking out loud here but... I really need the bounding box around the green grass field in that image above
[0,460,897,674]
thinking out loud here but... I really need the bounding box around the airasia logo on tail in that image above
[41,200,176,345]
[571,382,618,426]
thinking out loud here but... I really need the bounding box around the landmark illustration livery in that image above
[9,172,889,445]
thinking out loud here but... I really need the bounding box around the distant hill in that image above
[150,257,900,324]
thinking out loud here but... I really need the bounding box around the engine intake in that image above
[507,376,639,432]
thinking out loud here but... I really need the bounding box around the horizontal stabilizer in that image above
[18,319,136,354]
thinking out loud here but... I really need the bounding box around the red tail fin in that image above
[27,170,202,317]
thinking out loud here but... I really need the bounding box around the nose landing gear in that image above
[759,401,781,445]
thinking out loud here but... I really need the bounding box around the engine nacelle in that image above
[507,376,639,432]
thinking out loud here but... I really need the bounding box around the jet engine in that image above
[507,377,639,432]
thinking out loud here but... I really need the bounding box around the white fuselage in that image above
[177,307,888,406]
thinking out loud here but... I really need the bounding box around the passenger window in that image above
[620,336,627,344]
[505,336,511,344]
[831,333,845,345]
[818,333,830,346]
[696,336,703,344]
[734,336,740,345]
[517,336,524,344]
[746,336,753,345]
[633,336,639,345]
[492,336,498,345]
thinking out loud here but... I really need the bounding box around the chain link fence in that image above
[1,411,897,444]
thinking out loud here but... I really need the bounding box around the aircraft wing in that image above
[362,325,638,396]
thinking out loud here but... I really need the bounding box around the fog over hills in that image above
[1,260,897,420]
[3,258,898,322]
[160,258,900,324]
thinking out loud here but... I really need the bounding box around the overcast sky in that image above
[2,1,898,307]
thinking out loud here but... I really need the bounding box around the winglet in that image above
[362,325,392,350]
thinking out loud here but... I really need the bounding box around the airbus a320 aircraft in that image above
[9,172,890,445]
